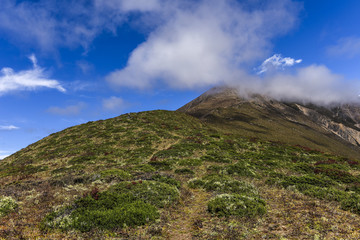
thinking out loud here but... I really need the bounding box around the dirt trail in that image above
[148,138,181,161]
[166,188,210,240]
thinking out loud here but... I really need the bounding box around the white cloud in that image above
[327,37,360,58]
[121,0,160,12]
[0,0,163,51]
[257,54,302,74]
[264,65,347,104]
[102,96,126,111]
[0,0,57,50]
[0,125,19,130]
[0,150,12,159]
[47,102,86,116]
[0,54,65,95]
[76,61,93,74]
[95,0,161,12]
[232,64,360,105]
[0,155,9,160]
[0,1,105,50]
[106,0,300,90]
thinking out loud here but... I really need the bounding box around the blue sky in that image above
[1,0,360,159]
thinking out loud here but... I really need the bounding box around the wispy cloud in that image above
[76,61,94,74]
[106,0,301,90]
[0,155,9,160]
[96,0,161,12]
[0,0,163,51]
[231,64,360,105]
[256,54,302,74]
[327,37,360,58]
[0,54,65,95]
[47,102,86,116]
[102,96,126,112]
[0,125,19,130]
[261,65,358,104]
[0,150,13,159]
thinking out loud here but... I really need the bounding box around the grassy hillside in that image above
[198,105,360,159]
[1,110,360,239]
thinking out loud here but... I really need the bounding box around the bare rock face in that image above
[295,104,360,146]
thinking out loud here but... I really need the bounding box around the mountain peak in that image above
[178,86,360,158]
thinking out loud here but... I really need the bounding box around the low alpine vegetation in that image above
[99,168,132,182]
[41,191,159,232]
[109,180,180,208]
[208,194,266,217]
[0,196,18,218]
[1,110,360,239]
[188,174,259,197]
[41,179,180,232]
[188,174,267,218]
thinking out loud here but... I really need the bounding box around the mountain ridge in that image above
[178,86,360,159]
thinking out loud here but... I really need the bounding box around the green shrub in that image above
[68,155,96,165]
[188,174,258,196]
[206,165,223,173]
[187,178,205,189]
[296,184,348,202]
[51,167,69,175]
[153,143,196,159]
[201,154,232,163]
[99,169,132,182]
[41,192,159,232]
[265,172,287,185]
[151,174,181,188]
[208,194,266,217]
[109,180,180,208]
[281,175,334,188]
[0,196,18,217]
[341,194,360,215]
[23,165,49,174]
[346,183,360,194]
[221,162,256,177]
[314,160,350,171]
[174,168,195,175]
[123,147,155,164]
[314,167,356,184]
[291,163,315,174]
[71,200,159,232]
[209,134,221,139]
[262,159,281,168]
[178,158,202,167]
[128,164,156,173]
[149,160,174,170]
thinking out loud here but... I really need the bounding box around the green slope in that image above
[1,110,360,239]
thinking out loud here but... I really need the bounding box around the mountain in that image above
[1,89,360,239]
[179,87,360,159]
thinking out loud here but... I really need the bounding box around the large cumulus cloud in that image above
[106,0,300,89]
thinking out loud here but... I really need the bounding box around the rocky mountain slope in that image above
[294,103,360,146]
[0,89,360,239]
[179,87,360,159]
